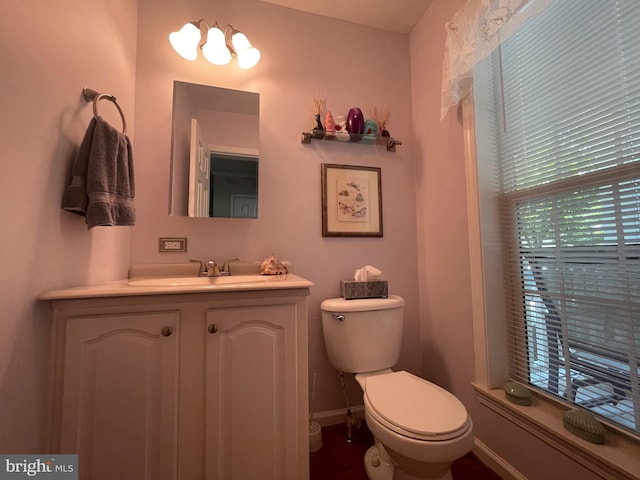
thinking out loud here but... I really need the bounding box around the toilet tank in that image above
[321,295,405,374]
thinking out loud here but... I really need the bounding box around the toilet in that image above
[321,295,474,480]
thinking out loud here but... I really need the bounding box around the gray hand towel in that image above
[61,118,96,216]
[62,116,136,228]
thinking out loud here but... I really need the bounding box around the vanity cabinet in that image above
[46,287,310,480]
[53,310,179,480]
[204,304,301,479]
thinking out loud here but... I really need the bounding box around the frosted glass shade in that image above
[169,23,201,61]
[231,31,261,69]
[202,26,232,65]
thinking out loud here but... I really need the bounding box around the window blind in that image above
[474,0,640,435]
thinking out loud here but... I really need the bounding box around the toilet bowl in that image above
[321,296,474,480]
[358,370,473,480]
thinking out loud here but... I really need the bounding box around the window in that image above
[473,0,640,436]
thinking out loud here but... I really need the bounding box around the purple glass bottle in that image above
[346,107,364,135]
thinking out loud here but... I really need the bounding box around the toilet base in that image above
[364,444,454,480]
[364,445,394,480]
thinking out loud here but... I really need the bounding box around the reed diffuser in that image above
[369,107,391,137]
[312,94,326,138]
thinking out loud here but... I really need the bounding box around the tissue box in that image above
[340,280,388,300]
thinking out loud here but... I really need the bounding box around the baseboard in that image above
[310,405,365,428]
[472,438,526,480]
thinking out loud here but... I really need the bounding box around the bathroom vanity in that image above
[41,274,313,480]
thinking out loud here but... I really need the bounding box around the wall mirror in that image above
[169,81,260,218]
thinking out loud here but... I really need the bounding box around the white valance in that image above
[440,0,553,120]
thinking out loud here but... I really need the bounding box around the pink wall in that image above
[410,0,475,407]
[132,0,422,413]
[0,0,137,450]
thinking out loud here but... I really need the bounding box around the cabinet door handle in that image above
[208,324,218,334]
[161,326,173,337]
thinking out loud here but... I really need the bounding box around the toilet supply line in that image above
[339,372,357,442]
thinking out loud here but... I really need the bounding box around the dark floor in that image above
[310,423,501,480]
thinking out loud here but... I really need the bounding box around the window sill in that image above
[473,383,640,480]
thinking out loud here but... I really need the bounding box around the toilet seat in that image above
[363,371,470,441]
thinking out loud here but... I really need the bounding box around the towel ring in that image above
[82,87,127,135]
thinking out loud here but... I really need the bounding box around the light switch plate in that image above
[159,237,187,253]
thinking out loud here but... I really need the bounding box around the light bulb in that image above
[201,26,232,65]
[231,31,261,69]
[236,47,261,69]
[169,23,201,61]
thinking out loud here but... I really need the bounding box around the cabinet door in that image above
[61,312,179,480]
[204,304,301,480]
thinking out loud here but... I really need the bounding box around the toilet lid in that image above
[364,371,470,441]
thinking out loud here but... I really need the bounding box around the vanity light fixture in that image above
[169,19,261,69]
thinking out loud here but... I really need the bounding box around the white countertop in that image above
[40,274,314,301]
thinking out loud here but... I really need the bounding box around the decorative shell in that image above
[563,409,605,444]
[503,381,532,406]
[259,254,288,275]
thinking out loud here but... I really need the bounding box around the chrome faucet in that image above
[190,259,221,277]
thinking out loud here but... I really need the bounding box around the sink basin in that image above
[128,275,270,287]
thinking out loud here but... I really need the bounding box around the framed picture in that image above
[321,163,383,237]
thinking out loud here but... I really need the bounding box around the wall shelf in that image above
[301,131,402,152]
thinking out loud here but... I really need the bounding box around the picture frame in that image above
[321,163,383,237]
